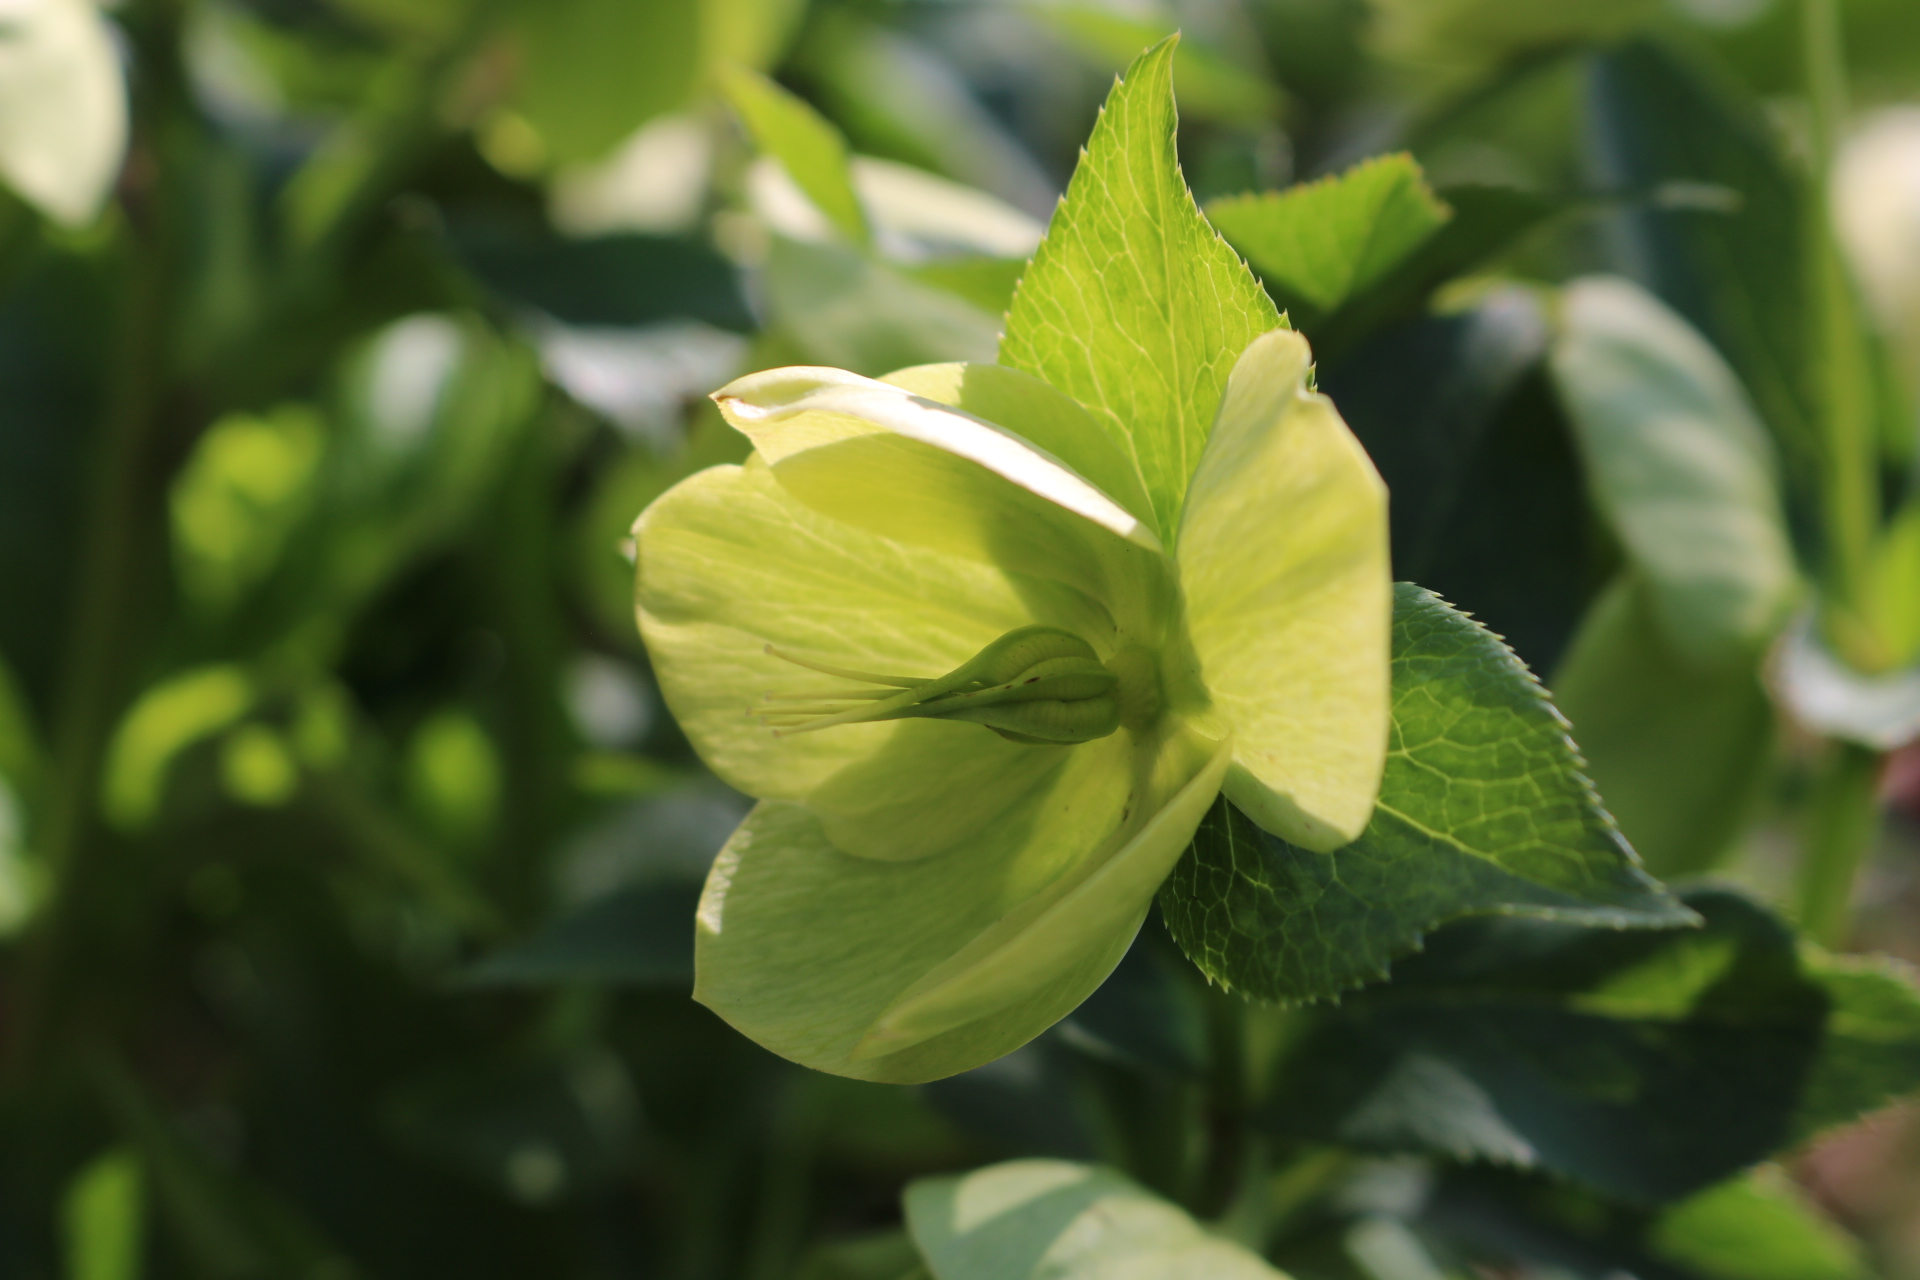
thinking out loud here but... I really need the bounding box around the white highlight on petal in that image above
[714,366,1161,553]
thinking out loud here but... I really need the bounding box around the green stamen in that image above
[756,627,1125,745]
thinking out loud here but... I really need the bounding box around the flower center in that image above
[757,626,1127,745]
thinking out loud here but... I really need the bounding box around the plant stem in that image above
[11,0,188,1075]
[1796,742,1884,946]
[1192,984,1254,1221]
[1800,0,1881,625]
[1802,0,1848,179]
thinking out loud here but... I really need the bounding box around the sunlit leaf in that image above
[1162,584,1687,1004]
[904,1159,1283,1279]
[102,666,255,832]
[724,67,870,246]
[514,0,702,167]
[1649,1168,1866,1280]
[62,1148,143,1280]
[1000,36,1281,539]
[1207,155,1449,317]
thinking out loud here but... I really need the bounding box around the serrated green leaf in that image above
[724,68,870,246]
[1159,583,1687,1005]
[1206,155,1449,317]
[1550,276,1796,664]
[999,36,1282,540]
[1552,572,1776,877]
[904,1159,1284,1280]
[1263,889,1894,1204]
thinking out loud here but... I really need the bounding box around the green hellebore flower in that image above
[633,329,1390,1083]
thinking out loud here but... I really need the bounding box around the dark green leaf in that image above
[1329,309,1597,672]
[1320,289,1548,581]
[383,1050,638,1205]
[1160,583,1687,1005]
[1057,918,1205,1076]
[918,1045,1096,1162]
[1584,40,1817,487]
[1265,888,1920,1203]
[1552,573,1775,877]
[452,229,754,332]
[463,882,699,987]
[1424,1163,1864,1280]
[1791,948,1920,1142]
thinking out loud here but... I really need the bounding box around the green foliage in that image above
[1553,573,1778,876]
[764,238,1000,372]
[1161,584,1687,1004]
[1650,1169,1867,1280]
[62,1149,143,1280]
[464,882,701,987]
[1000,37,1282,539]
[512,0,702,168]
[1025,8,1284,126]
[1268,889,1920,1203]
[904,1160,1283,1279]
[102,666,255,832]
[724,67,871,245]
[5,2,1920,1277]
[1206,154,1450,317]
[1551,275,1797,663]
[1585,40,1819,491]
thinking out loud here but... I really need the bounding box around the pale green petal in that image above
[693,731,1229,1082]
[808,729,1072,863]
[1176,329,1391,851]
[712,366,1171,637]
[635,461,1106,821]
[856,733,1230,1060]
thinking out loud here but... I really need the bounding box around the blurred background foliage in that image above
[14,0,1920,1276]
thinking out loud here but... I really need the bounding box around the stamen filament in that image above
[761,688,898,702]
[764,645,925,689]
